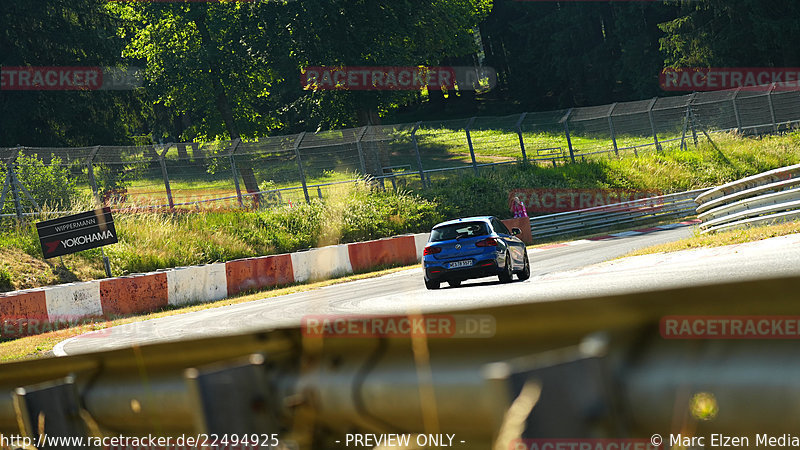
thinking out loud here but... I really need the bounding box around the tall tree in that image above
[481,0,681,109]
[112,0,491,138]
[659,0,800,68]
[0,0,145,147]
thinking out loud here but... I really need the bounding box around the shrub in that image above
[2,154,80,214]
[0,267,12,292]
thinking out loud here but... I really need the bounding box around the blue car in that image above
[423,216,530,289]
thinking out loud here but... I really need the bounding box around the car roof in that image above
[432,216,494,229]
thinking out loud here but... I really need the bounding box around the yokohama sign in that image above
[36,207,118,258]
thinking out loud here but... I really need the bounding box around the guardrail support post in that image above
[767,83,778,133]
[86,146,101,207]
[607,103,619,158]
[732,87,743,134]
[13,377,90,447]
[185,355,280,437]
[355,126,368,174]
[156,145,175,211]
[516,112,528,163]
[227,139,244,208]
[647,98,662,151]
[560,109,575,163]
[411,121,426,187]
[465,117,479,175]
[293,132,311,204]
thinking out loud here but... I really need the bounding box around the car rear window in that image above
[430,222,489,242]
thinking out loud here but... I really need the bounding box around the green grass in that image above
[623,220,800,258]
[0,182,441,289]
[2,131,799,292]
[417,132,800,219]
[117,128,677,206]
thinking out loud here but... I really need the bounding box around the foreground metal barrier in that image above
[2,275,800,448]
[529,189,708,240]
[696,163,800,233]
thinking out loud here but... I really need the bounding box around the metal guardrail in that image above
[695,164,800,234]
[2,275,800,446]
[529,189,709,240]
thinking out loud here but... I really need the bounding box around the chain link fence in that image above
[2,83,800,218]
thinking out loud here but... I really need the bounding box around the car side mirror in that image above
[511,227,521,236]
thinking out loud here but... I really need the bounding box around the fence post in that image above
[680,102,691,151]
[355,126,368,175]
[411,121,426,187]
[227,139,244,208]
[8,148,41,216]
[0,167,9,217]
[560,109,575,163]
[9,148,24,220]
[647,97,662,151]
[156,145,175,211]
[465,117,479,175]
[293,132,310,204]
[688,93,699,147]
[515,112,528,163]
[86,146,101,206]
[607,103,619,158]
[732,87,743,133]
[766,83,778,133]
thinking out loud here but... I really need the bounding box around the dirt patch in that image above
[0,248,104,292]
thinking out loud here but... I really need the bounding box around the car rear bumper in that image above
[424,258,501,281]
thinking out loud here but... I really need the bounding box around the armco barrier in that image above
[166,264,228,307]
[4,273,800,441]
[291,245,352,283]
[347,235,418,273]
[99,273,168,316]
[695,164,800,233]
[45,281,102,320]
[529,189,708,240]
[0,290,47,322]
[225,254,295,297]
[0,232,429,331]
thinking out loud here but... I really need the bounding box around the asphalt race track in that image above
[55,225,800,355]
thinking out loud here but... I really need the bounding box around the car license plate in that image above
[448,260,473,269]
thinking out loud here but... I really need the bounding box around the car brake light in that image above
[476,237,499,247]
[423,246,442,255]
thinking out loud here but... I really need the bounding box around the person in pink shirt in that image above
[511,195,528,218]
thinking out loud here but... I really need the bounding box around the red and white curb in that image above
[529,219,701,253]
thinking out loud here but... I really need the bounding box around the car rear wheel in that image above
[498,252,513,283]
[517,251,530,281]
[448,280,462,288]
[425,279,440,290]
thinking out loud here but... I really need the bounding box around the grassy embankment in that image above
[2,131,800,293]
[2,131,800,362]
